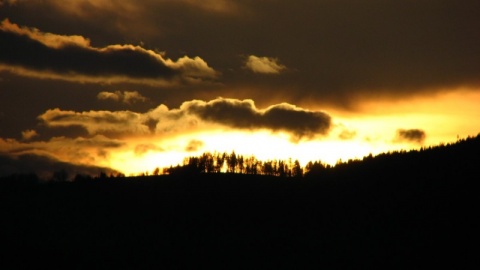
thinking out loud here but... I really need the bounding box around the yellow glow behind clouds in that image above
[102,90,480,176]
[105,131,414,176]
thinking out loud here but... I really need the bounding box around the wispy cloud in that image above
[21,129,38,140]
[134,143,164,156]
[245,55,286,74]
[38,108,150,137]
[97,90,148,104]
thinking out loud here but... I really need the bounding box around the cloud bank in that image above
[38,98,332,141]
[0,19,217,85]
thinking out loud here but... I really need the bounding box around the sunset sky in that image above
[1,0,479,177]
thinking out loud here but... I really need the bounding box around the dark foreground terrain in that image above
[1,136,479,269]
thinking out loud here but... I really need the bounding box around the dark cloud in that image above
[1,1,479,107]
[0,153,118,179]
[0,19,217,85]
[185,98,332,140]
[396,129,426,144]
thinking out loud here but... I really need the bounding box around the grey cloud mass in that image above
[184,98,331,140]
[1,0,479,107]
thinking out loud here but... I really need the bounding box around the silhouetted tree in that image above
[277,160,287,177]
[237,155,245,174]
[305,161,326,178]
[292,160,303,178]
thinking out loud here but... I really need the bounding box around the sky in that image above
[1,0,479,177]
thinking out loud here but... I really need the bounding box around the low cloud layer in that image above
[396,129,426,144]
[0,135,123,177]
[0,153,118,179]
[0,19,217,85]
[38,98,332,141]
[1,98,334,175]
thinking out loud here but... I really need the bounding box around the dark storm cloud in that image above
[0,19,217,85]
[2,1,479,107]
[396,129,426,144]
[184,98,332,139]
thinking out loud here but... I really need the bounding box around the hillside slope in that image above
[1,135,478,268]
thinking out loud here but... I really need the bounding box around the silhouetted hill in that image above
[0,153,118,180]
[1,135,478,268]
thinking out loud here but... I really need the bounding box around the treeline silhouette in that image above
[1,134,479,268]
[2,134,479,183]
[165,151,304,177]
[164,133,480,181]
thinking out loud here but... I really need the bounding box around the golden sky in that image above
[1,1,479,177]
